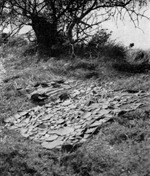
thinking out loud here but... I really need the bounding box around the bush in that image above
[103,42,127,61]
[7,36,28,47]
[113,49,150,73]
[86,29,112,57]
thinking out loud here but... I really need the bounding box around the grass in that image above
[1,42,150,175]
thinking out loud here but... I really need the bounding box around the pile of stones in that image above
[5,79,146,150]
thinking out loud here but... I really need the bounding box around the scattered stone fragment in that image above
[62,99,71,106]
[45,134,58,141]
[42,138,64,149]
[42,114,52,121]
[57,119,65,124]
[85,127,98,134]
[4,79,146,150]
[20,128,29,138]
[82,112,92,119]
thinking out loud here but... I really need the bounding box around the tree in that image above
[0,0,149,55]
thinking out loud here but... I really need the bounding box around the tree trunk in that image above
[31,16,57,56]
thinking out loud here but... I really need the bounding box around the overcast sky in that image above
[101,7,150,50]
[13,4,150,50]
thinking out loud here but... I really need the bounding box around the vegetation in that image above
[0,1,150,175]
[0,0,149,55]
[0,30,150,175]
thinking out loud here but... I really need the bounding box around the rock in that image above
[4,116,15,123]
[48,127,74,136]
[20,128,29,138]
[42,114,52,121]
[41,138,64,149]
[62,99,71,106]
[37,123,46,129]
[72,90,80,97]
[45,134,58,141]
[98,109,111,117]
[57,119,65,124]
[85,127,98,134]
[82,112,92,120]
[89,120,103,128]
[89,103,100,110]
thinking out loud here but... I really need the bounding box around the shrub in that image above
[103,42,127,61]
[113,49,150,73]
[7,36,28,48]
[86,29,112,57]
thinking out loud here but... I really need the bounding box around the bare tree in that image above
[0,0,149,55]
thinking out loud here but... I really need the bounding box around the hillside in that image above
[0,40,150,176]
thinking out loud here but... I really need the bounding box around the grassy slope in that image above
[1,45,150,175]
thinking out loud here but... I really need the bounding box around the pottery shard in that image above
[45,134,58,141]
[57,119,65,124]
[41,138,64,149]
[82,112,92,120]
[49,127,74,136]
[20,128,29,138]
[85,127,98,134]
[4,116,15,123]
[62,100,71,106]
[42,114,52,121]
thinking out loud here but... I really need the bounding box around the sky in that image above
[101,7,150,50]
[6,4,150,50]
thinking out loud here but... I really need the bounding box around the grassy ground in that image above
[1,44,150,175]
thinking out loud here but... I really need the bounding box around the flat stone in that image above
[85,127,98,134]
[4,117,15,123]
[42,114,52,121]
[62,99,71,106]
[82,112,92,120]
[83,134,90,139]
[89,120,102,128]
[41,138,64,149]
[57,119,65,124]
[45,134,58,141]
[98,109,111,116]
[74,124,82,130]
[22,118,30,124]
[89,103,100,110]
[37,123,46,129]
[48,127,74,136]
[20,128,29,138]
[15,123,26,128]
[13,113,22,119]
[19,111,29,117]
